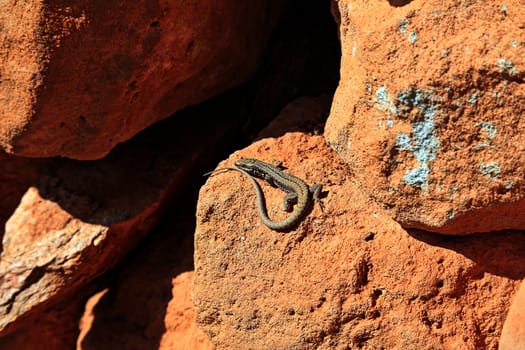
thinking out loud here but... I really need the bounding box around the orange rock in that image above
[194,97,525,348]
[0,186,110,334]
[0,0,284,159]
[325,0,525,234]
[500,279,525,350]
[160,272,214,350]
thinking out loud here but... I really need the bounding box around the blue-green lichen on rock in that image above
[477,121,497,139]
[474,121,497,151]
[408,32,418,44]
[479,162,500,180]
[374,86,398,116]
[467,92,479,105]
[497,58,518,76]
[393,87,441,189]
[398,18,408,36]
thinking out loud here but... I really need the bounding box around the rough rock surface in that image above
[194,130,525,349]
[325,0,525,234]
[499,278,525,350]
[0,0,284,159]
[3,0,524,347]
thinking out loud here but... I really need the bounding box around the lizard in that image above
[206,158,323,231]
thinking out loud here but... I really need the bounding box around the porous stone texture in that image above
[325,0,525,234]
[194,111,525,348]
[500,278,525,350]
[0,0,284,159]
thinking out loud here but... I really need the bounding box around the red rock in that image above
[500,279,525,350]
[325,0,525,234]
[160,272,214,350]
[0,0,284,159]
[194,100,524,348]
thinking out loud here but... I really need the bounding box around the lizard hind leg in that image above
[310,183,324,212]
[282,192,298,212]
